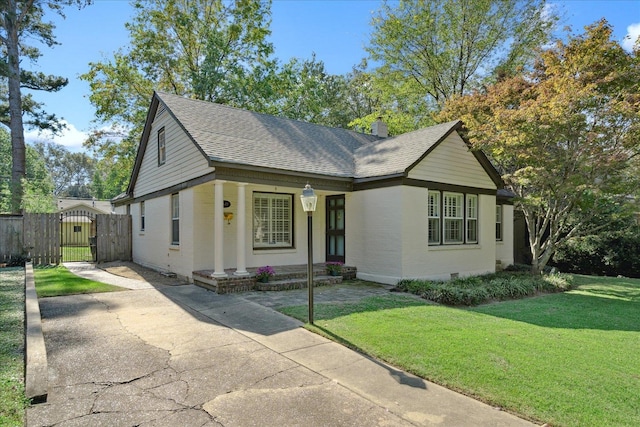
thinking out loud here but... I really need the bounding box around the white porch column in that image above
[234,183,250,276]
[213,180,227,278]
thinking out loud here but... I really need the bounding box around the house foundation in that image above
[193,263,357,294]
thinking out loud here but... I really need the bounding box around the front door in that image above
[326,195,345,263]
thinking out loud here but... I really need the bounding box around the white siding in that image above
[408,133,496,190]
[495,204,514,268]
[131,196,174,275]
[245,183,326,269]
[347,187,403,284]
[402,189,496,281]
[133,111,211,198]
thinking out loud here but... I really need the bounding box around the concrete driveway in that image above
[27,267,536,426]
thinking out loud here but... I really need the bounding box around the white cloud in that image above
[622,22,640,52]
[24,120,89,152]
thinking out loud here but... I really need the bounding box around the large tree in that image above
[0,0,84,213]
[81,0,277,193]
[439,20,640,274]
[0,127,54,213]
[365,0,556,129]
[32,141,95,197]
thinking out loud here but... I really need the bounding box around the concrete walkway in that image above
[27,264,537,426]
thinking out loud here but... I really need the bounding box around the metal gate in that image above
[60,210,97,262]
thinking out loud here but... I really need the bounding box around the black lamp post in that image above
[300,183,318,324]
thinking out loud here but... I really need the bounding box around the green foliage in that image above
[553,227,640,278]
[34,265,125,297]
[0,268,27,426]
[281,275,640,426]
[440,20,640,274]
[0,128,55,213]
[395,272,573,306]
[267,55,354,128]
[360,0,555,129]
[31,141,95,197]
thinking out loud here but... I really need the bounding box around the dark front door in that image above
[326,195,345,263]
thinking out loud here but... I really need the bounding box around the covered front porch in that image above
[193,263,357,294]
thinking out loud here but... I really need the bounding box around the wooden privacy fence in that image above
[95,214,132,263]
[0,215,25,263]
[0,213,131,265]
[23,213,61,265]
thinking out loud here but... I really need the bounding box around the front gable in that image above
[407,132,497,190]
[131,96,212,198]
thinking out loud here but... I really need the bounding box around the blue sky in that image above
[24,0,640,151]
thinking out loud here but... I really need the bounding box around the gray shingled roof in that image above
[157,92,380,177]
[354,121,460,178]
[156,92,470,180]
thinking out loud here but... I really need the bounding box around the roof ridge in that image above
[154,91,380,140]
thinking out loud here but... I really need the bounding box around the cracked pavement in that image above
[27,279,535,426]
[26,287,411,426]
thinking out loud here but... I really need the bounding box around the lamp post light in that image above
[300,183,318,324]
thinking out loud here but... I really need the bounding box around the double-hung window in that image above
[443,192,464,244]
[158,127,166,166]
[495,205,503,241]
[466,195,478,243]
[140,201,145,231]
[253,192,293,248]
[171,193,179,245]
[429,191,480,245]
[428,191,441,244]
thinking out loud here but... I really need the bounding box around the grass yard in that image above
[279,275,640,426]
[34,265,125,297]
[61,245,93,262]
[0,268,27,427]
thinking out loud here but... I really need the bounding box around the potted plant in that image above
[255,265,275,283]
[326,261,343,276]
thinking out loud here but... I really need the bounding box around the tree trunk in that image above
[6,0,26,214]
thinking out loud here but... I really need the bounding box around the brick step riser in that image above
[266,271,341,281]
[255,276,342,292]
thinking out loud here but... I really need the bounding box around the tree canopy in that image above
[439,20,640,273]
[0,0,85,212]
[364,0,556,132]
[0,128,54,213]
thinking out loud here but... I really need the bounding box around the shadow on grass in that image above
[279,294,431,322]
[311,323,427,390]
[471,279,640,332]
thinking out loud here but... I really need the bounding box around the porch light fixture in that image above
[300,184,318,213]
[223,212,233,224]
[300,183,317,324]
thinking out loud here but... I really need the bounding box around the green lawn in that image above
[61,245,93,262]
[0,268,27,427]
[279,275,640,426]
[34,265,125,297]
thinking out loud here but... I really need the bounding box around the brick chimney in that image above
[371,117,388,138]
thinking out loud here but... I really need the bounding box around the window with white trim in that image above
[158,127,166,166]
[428,191,440,244]
[171,193,179,245]
[428,190,480,245]
[496,205,503,241]
[466,195,478,243]
[253,192,293,248]
[444,192,464,244]
[140,201,145,231]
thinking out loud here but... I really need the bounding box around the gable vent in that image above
[156,105,166,119]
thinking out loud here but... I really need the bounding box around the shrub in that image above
[553,229,640,278]
[395,272,573,306]
[255,266,276,282]
[7,254,28,267]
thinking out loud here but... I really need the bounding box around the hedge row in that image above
[395,272,573,306]
[552,230,640,278]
